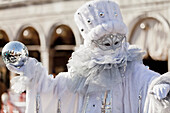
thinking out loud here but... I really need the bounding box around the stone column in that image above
[41,49,49,72]
[168,49,170,71]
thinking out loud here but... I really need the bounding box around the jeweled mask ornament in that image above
[92,33,126,51]
[1,41,29,68]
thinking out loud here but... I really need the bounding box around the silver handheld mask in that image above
[2,41,29,68]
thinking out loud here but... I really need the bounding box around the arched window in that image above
[49,25,76,75]
[0,30,10,88]
[129,18,168,74]
[50,25,75,47]
[18,26,41,61]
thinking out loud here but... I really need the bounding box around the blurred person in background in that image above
[0,73,7,111]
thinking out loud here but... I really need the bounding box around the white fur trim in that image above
[11,76,30,93]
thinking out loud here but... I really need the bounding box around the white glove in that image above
[7,57,39,93]
[6,63,24,75]
[151,84,170,100]
[6,57,38,78]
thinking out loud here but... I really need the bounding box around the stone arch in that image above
[16,23,46,50]
[66,22,84,47]
[128,13,170,73]
[47,22,78,47]
[48,22,76,75]
[0,26,13,41]
[15,24,46,63]
[0,28,10,89]
[0,29,10,47]
[128,13,170,43]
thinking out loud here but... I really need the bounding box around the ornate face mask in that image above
[92,33,126,51]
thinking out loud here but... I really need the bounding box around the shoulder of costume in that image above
[127,44,145,62]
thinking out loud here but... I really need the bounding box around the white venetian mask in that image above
[92,33,126,52]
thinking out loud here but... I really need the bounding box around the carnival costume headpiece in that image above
[67,0,144,94]
[74,0,128,46]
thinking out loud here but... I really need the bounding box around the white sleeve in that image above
[10,57,69,94]
[10,58,70,113]
[144,72,170,113]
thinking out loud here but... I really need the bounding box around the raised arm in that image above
[6,57,70,113]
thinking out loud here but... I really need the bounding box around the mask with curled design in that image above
[92,33,126,52]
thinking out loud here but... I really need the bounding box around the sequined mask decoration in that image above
[101,91,112,113]
[36,93,41,113]
[82,91,112,113]
[92,33,126,51]
[57,99,61,113]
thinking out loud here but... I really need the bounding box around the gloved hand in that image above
[151,84,170,100]
[6,57,38,78]
[7,63,24,75]
[6,57,39,93]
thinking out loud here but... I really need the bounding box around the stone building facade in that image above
[118,0,170,74]
[0,0,169,88]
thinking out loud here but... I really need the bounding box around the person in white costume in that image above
[6,0,170,113]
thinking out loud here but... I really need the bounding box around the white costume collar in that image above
[67,43,144,94]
